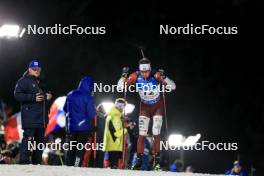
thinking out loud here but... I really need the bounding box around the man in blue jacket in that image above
[63,76,97,167]
[14,60,52,164]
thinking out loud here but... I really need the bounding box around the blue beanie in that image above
[28,59,41,68]
[169,163,177,172]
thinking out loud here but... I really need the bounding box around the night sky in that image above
[0,0,263,174]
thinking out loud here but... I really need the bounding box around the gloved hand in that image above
[122,67,130,78]
[158,69,166,79]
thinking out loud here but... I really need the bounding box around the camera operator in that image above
[14,60,52,164]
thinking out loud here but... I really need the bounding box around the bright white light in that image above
[168,134,184,147]
[0,24,20,38]
[125,103,135,114]
[182,134,201,147]
[19,28,26,38]
[102,102,115,114]
[102,101,135,114]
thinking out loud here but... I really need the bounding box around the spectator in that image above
[103,98,127,169]
[126,118,138,168]
[14,59,52,164]
[63,76,96,167]
[169,160,183,172]
[225,160,248,176]
[82,104,107,167]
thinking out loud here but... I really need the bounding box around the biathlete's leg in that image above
[137,116,150,154]
[152,100,164,170]
[152,115,163,154]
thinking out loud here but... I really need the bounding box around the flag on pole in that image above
[45,96,66,136]
[4,112,23,143]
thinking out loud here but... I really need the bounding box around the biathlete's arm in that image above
[117,72,138,91]
[154,71,176,91]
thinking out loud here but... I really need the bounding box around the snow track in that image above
[0,165,224,176]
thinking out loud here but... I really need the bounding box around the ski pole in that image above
[162,91,169,139]
[140,47,145,58]
[122,82,127,169]
[59,153,64,165]
[43,95,46,129]
[162,91,171,168]
[93,115,97,167]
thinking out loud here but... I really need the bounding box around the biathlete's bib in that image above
[136,74,161,105]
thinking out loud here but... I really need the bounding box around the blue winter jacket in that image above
[63,76,96,132]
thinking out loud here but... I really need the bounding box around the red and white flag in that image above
[4,112,23,143]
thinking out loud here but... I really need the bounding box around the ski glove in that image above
[158,69,166,79]
[122,67,130,78]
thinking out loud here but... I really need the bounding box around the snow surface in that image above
[0,165,225,176]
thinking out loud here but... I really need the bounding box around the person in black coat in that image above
[14,60,52,164]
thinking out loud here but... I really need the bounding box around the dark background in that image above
[0,0,263,174]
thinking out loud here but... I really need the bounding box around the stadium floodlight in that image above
[168,133,201,168]
[0,24,25,38]
[168,133,201,147]
[168,134,184,147]
[102,101,135,114]
[182,133,201,147]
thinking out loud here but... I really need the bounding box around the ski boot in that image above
[131,154,143,170]
[153,153,161,171]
